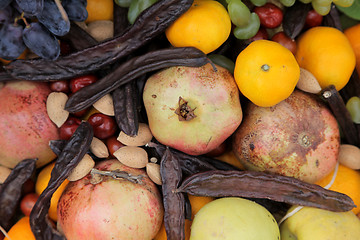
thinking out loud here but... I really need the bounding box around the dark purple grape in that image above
[22,22,60,60]
[62,0,87,22]
[0,5,12,23]
[36,0,70,36]
[0,23,26,60]
[0,0,13,9]
[15,0,43,15]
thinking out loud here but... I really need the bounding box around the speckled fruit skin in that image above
[143,63,243,156]
[0,81,59,168]
[232,90,340,183]
[57,159,164,240]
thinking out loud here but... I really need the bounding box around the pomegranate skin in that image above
[232,90,340,183]
[57,160,164,240]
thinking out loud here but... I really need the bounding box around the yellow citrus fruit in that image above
[85,0,114,23]
[35,162,69,222]
[344,24,360,78]
[296,26,356,91]
[4,216,35,240]
[153,219,191,240]
[215,150,245,170]
[188,194,215,218]
[234,40,300,107]
[165,0,231,54]
[316,164,360,214]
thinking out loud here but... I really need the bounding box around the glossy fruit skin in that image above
[253,3,283,29]
[106,136,125,157]
[271,31,296,55]
[57,159,164,240]
[4,216,35,240]
[165,0,231,54]
[0,81,59,168]
[59,116,82,140]
[248,26,269,42]
[305,9,323,28]
[70,75,98,93]
[344,23,360,78]
[296,26,356,91]
[232,90,340,183]
[143,63,243,156]
[87,113,117,139]
[20,193,39,216]
[234,39,300,107]
[49,80,70,93]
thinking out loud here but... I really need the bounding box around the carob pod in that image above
[322,4,342,31]
[64,47,210,113]
[321,85,359,146]
[282,1,311,39]
[161,147,186,240]
[29,121,93,240]
[340,70,360,103]
[4,0,194,81]
[49,139,67,156]
[60,22,98,51]
[177,170,355,212]
[0,158,36,230]
[113,3,130,36]
[112,81,140,137]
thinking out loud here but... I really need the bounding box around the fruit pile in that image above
[1,0,360,239]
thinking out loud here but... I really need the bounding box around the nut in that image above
[338,144,360,170]
[117,123,153,146]
[67,154,95,181]
[93,93,115,116]
[46,92,69,127]
[146,162,162,185]
[90,137,109,158]
[113,146,148,169]
[86,20,114,42]
[296,68,322,94]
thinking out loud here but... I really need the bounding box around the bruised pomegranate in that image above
[232,90,340,183]
[57,159,164,240]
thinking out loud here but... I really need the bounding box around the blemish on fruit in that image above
[152,94,157,98]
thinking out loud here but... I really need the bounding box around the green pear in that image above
[280,206,360,240]
[190,197,280,240]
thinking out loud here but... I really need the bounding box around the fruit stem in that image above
[261,64,270,72]
[90,168,144,184]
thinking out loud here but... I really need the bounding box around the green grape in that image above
[233,12,260,40]
[114,0,132,8]
[279,0,296,7]
[227,0,251,27]
[298,0,312,4]
[346,96,360,124]
[311,0,331,15]
[312,0,332,6]
[208,54,235,74]
[333,0,354,7]
[249,0,267,7]
[128,0,158,24]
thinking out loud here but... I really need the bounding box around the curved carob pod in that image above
[59,21,98,51]
[4,0,195,81]
[161,147,186,240]
[177,170,356,212]
[64,47,210,113]
[112,80,139,137]
[0,158,36,230]
[321,85,359,146]
[29,122,93,240]
[322,4,342,31]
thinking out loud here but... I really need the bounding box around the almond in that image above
[296,68,322,94]
[46,92,69,127]
[93,93,115,116]
[67,154,95,181]
[90,137,109,158]
[146,162,162,185]
[117,123,153,146]
[113,146,148,168]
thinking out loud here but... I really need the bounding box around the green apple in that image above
[280,206,360,239]
[190,197,280,240]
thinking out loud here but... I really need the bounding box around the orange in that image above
[153,219,191,240]
[35,162,69,222]
[296,26,356,91]
[85,0,113,23]
[4,216,35,240]
[165,0,231,54]
[344,24,360,78]
[234,40,300,107]
[0,48,28,65]
[215,150,245,170]
[316,164,360,214]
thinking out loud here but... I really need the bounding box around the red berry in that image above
[59,117,82,140]
[248,27,269,42]
[70,75,98,93]
[106,136,125,157]
[87,113,117,139]
[271,31,297,55]
[20,193,39,216]
[254,3,283,29]
[49,80,70,93]
[305,9,323,28]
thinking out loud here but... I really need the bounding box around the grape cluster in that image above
[0,0,88,61]
[114,0,158,25]
[299,0,354,16]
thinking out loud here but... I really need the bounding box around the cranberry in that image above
[87,113,117,139]
[20,193,39,216]
[106,136,125,157]
[305,9,323,28]
[70,75,98,93]
[254,3,283,29]
[248,27,269,42]
[59,116,82,140]
[271,31,297,55]
[72,109,89,118]
[49,80,70,93]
